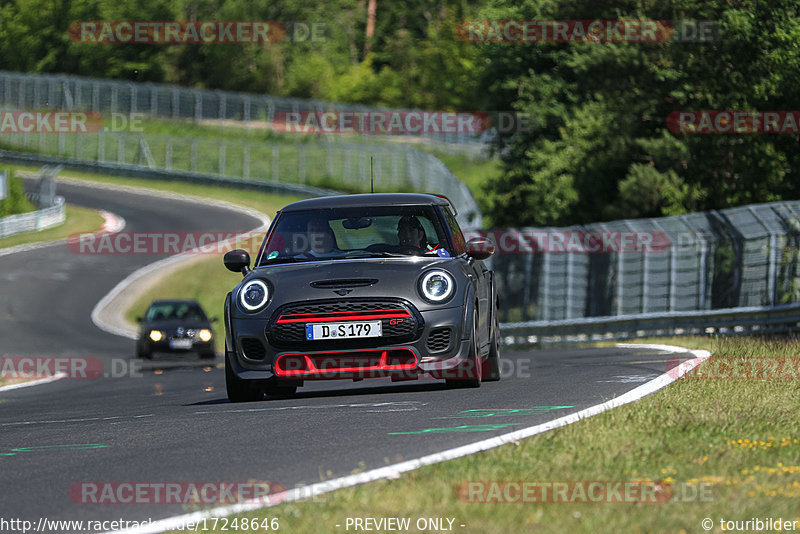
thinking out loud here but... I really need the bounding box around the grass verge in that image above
[168,335,800,533]
[0,115,502,201]
[3,163,300,220]
[0,204,103,250]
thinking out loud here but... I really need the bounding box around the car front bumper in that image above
[228,306,472,381]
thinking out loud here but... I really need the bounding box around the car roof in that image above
[279,193,451,213]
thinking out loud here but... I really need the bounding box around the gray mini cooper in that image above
[222,193,500,402]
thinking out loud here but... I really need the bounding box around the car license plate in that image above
[306,321,382,340]
[169,339,193,349]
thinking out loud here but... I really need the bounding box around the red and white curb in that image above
[106,343,710,534]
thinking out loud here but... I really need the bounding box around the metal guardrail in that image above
[0,71,485,228]
[0,148,342,199]
[490,200,800,324]
[500,303,800,346]
[0,194,65,238]
[0,70,494,156]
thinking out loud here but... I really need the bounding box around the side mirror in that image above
[465,237,494,260]
[224,249,251,274]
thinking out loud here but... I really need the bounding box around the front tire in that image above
[136,342,153,360]
[225,352,263,402]
[446,313,482,388]
[263,377,297,398]
[482,312,501,382]
[199,349,216,360]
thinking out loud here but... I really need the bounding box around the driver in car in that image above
[306,217,341,257]
[397,215,440,254]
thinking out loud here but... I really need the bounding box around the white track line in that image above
[0,373,68,393]
[107,343,710,534]
[70,177,272,340]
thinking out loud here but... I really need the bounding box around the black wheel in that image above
[225,352,263,402]
[446,312,482,388]
[263,377,297,398]
[482,312,501,382]
[136,342,153,360]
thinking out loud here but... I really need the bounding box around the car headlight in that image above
[419,270,454,302]
[149,330,163,342]
[198,329,213,343]
[240,279,270,312]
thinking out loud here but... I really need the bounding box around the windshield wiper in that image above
[259,257,319,265]
[344,252,410,259]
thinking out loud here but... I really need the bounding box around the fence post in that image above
[243,143,250,179]
[194,90,202,122]
[117,135,125,164]
[298,145,306,183]
[680,215,708,309]
[272,145,279,182]
[172,88,179,119]
[651,219,675,311]
[97,130,105,162]
[150,83,158,118]
[749,206,778,306]
[190,140,198,172]
[165,138,172,170]
[92,82,99,113]
[565,244,575,319]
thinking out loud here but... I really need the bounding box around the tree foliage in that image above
[0,0,798,225]
[478,0,800,226]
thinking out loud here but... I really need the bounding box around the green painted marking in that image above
[8,444,109,453]
[388,423,522,435]
[434,406,574,419]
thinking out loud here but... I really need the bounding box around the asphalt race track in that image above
[0,182,693,529]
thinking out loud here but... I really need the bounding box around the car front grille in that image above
[426,327,452,353]
[267,298,423,349]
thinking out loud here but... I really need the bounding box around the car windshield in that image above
[146,303,207,322]
[257,205,452,265]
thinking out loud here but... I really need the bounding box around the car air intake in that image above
[426,328,452,353]
[274,348,417,379]
[310,279,378,289]
[240,338,266,360]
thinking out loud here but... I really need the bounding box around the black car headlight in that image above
[239,279,271,312]
[419,270,455,303]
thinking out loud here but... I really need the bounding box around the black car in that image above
[136,300,217,360]
[222,193,501,402]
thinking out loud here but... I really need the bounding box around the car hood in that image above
[233,256,470,316]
